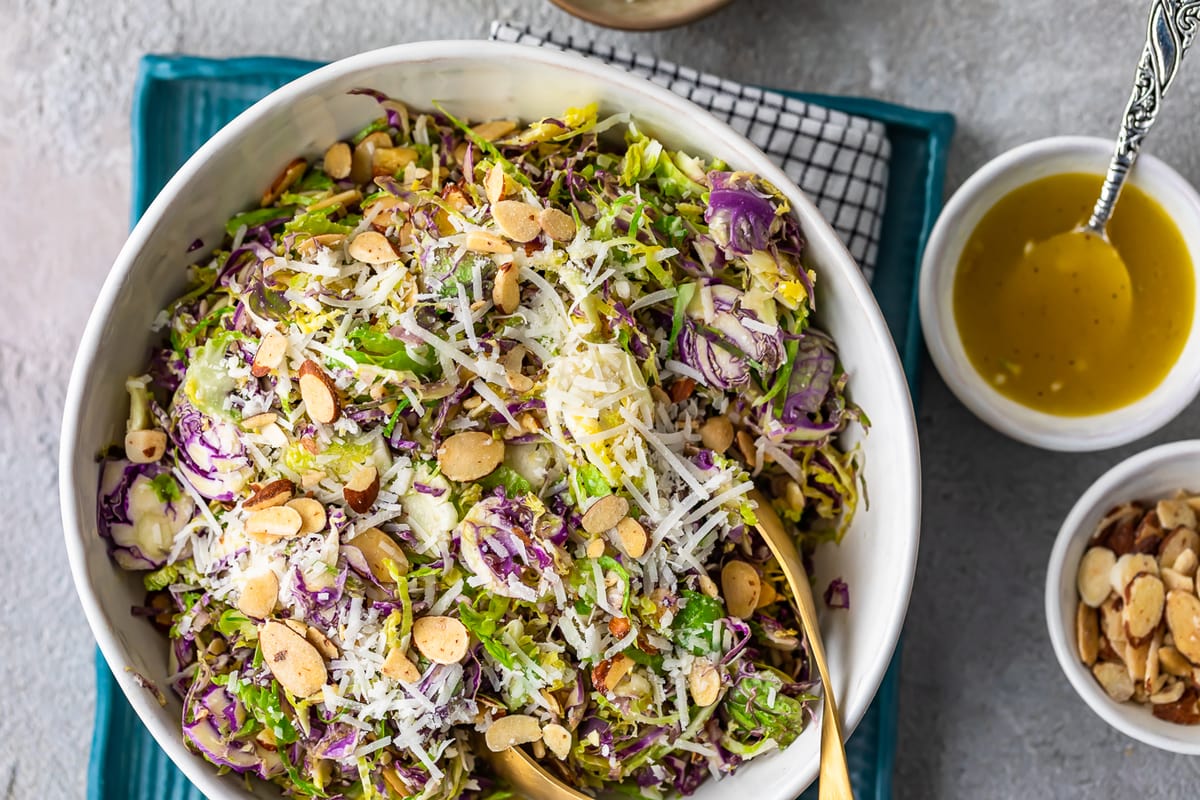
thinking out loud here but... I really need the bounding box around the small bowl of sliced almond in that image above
[1047,440,1200,752]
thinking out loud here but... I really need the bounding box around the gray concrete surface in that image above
[3,0,1199,796]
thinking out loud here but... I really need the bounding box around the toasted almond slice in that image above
[464,230,513,254]
[1110,552,1158,596]
[323,142,352,179]
[343,465,381,514]
[1146,632,1163,692]
[592,653,633,692]
[722,561,761,619]
[1151,679,1187,705]
[1152,687,1200,723]
[1100,594,1127,655]
[240,412,278,430]
[309,189,362,214]
[286,497,327,534]
[1124,572,1166,643]
[537,207,576,242]
[295,233,347,260]
[698,574,719,598]
[437,432,505,481]
[250,330,288,378]
[300,470,327,490]
[259,620,327,697]
[1176,547,1200,576]
[246,506,303,539]
[473,120,519,142]
[542,723,572,760]
[350,527,408,583]
[698,416,735,454]
[300,626,337,660]
[505,369,533,393]
[493,261,521,313]
[412,616,469,664]
[1159,500,1198,531]
[493,200,542,242]
[1077,602,1100,666]
[236,570,279,619]
[1162,567,1195,594]
[485,713,542,752]
[485,164,507,205]
[262,158,307,206]
[381,648,421,682]
[1093,661,1135,702]
[688,658,721,706]
[373,146,418,176]
[1160,645,1193,676]
[582,495,630,534]
[585,538,606,559]
[125,429,167,463]
[736,429,756,464]
[348,231,399,265]
[615,517,648,559]
[298,360,340,424]
[1167,590,1200,664]
[245,479,295,512]
[757,581,778,609]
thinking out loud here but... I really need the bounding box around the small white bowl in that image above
[1046,440,1200,753]
[919,136,1200,451]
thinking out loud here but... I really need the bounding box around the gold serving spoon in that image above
[479,489,851,800]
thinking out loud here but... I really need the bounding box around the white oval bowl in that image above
[59,41,921,800]
[919,136,1200,452]
[1046,440,1200,753]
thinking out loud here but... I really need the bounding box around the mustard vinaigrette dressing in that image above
[953,173,1194,416]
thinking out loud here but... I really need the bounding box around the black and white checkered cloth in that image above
[490,22,891,276]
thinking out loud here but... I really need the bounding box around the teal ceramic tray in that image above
[91,54,954,800]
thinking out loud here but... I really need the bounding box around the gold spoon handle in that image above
[749,490,854,800]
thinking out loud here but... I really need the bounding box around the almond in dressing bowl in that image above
[919,136,1200,451]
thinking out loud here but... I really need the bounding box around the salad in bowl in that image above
[94,89,863,799]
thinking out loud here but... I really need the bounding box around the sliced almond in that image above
[262,158,307,206]
[286,497,327,535]
[343,465,381,514]
[348,231,399,265]
[1152,687,1200,723]
[484,713,542,752]
[492,200,542,243]
[505,370,533,393]
[591,653,633,692]
[1146,632,1163,692]
[251,330,288,378]
[473,120,518,142]
[236,570,279,619]
[1124,572,1166,644]
[585,538,606,559]
[1176,547,1200,576]
[437,432,505,481]
[1076,602,1100,666]
[1160,645,1193,677]
[323,142,352,180]
[258,620,328,698]
[305,626,340,660]
[722,561,761,619]
[1092,661,1135,702]
[614,517,648,559]
[1159,500,1197,531]
[240,412,278,430]
[1151,679,1187,705]
[1162,567,1195,594]
[412,616,469,664]
[492,262,521,313]
[1166,590,1200,664]
[541,723,572,760]
[757,581,778,609]
[309,189,362,213]
[1100,594,1127,655]
[1110,552,1158,596]
[537,207,576,242]
[372,146,418,176]
[350,527,409,583]
[246,505,303,540]
[300,470,327,490]
[298,360,340,424]
[244,479,295,512]
[295,233,347,260]
[736,430,756,464]
[698,416,735,454]
[125,429,167,464]
[688,658,721,707]
[582,495,629,534]
[381,648,421,682]
[464,230,512,254]
[485,164,507,205]
[698,574,719,598]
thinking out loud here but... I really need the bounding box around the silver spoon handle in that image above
[1087,0,1200,233]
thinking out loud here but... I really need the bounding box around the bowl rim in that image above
[1045,439,1200,753]
[918,135,1200,452]
[59,38,921,799]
